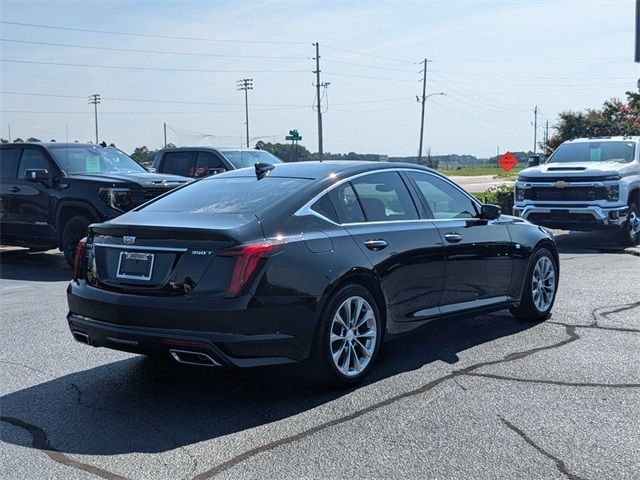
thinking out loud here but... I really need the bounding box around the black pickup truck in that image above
[0,142,189,265]
[151,147,282,178]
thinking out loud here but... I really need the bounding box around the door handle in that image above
[8,186,20,193]
[443,232,463,243]
[364,239,388,251]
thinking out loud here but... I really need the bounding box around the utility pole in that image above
[417,58,432,164]
[313,42,324,161]
[88,94,100,144]
[237,78,253,148]
[533,105,538,154]
[544,119,549,152]
[8,124,11,143]
[163,122,167,148]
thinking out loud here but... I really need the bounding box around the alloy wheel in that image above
[330,296,377,377]
[531,256,556,313]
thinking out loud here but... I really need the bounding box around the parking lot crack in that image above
[0,416,129,480]
[463,372,640,389]
[69,382,199,480]
[191,324,579,479]
[499,417,585,480]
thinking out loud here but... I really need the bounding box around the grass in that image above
[435,166,523,178]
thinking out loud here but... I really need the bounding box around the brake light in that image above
[73,237,87,280]
[219,242,280,297]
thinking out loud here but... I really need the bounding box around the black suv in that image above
[151,147,282,178]
[0,143,189,265]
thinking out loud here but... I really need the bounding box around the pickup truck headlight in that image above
[605,185,619,202]
[99,187,131,211]
[515,186,526,201]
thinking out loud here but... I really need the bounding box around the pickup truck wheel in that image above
[62,215,91,268]
[510,248,558,322]
[618,202,639,247]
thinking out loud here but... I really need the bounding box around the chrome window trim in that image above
[296,167,481,226]
[94,243,188,252]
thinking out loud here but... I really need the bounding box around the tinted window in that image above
[311,194,339,223]
[329,183,365,223]
[18,149,50,178]
[50,146,146,175]
[409,172,478,219]
[0,147,18,179]
[221,150,283,169]
[195,152,226,178]
[161,151,196,176]
[142,176,311,214]
[548,141,636,164]
[351,172,418,221]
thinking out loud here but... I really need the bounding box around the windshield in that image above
[221,150,282,169]
[547,141,636,164]
[141,176,310,214]
[50,146,147,175]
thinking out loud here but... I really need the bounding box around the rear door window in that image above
[351,172,418,221]
[0,147,19,179]
[161,151,196,177]
[195,152,227,177]
[328,183,365,223]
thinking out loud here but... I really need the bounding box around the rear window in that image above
[0,147,18,179]
[141,176,311,214]
[221,150,283,169]
[161,151,196,176]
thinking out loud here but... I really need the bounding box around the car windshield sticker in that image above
[589,147,602,161]
[85,154,101,173]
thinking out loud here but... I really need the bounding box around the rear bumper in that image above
[67,281,319,367]
[513,204,628,230]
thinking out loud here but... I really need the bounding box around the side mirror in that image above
[480,204,501,220]
[25,169,50,183]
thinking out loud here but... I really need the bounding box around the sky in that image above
[0,0,638,158]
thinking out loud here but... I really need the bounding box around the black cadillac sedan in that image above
[67,161,559,385]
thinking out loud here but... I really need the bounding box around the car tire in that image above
[510,247,558,322]
[310,284,382,387]
[618,201,639,247]
[62,215,91,268]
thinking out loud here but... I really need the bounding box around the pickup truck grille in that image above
[524,186,607,202]
[130,187,176,207]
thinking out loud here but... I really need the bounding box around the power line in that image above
[0,90,411,107]
[322,59,415,73]
[323,71,416,83]
[0,58,307,74]
[322,44,414,64]
[0,38,307,60]
[0,20,306,45]
[430,68,634,81]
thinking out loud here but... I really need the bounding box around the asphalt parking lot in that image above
[1,232,638,480]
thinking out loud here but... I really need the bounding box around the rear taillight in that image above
[73,237,87,280]
[219,241,282,297]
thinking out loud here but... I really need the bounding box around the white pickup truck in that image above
[513,136,640,246]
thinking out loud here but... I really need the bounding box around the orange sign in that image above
[498,151,519,172]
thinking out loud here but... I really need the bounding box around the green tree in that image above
[545,89,640,154]
[255,141,313,162]
[26,137,41,142]
[0,138,8,144]
[130,146,158,167]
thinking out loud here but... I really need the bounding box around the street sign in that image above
[286,129,302,141]
[498,151,519,172]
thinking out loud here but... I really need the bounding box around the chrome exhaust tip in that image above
[72,331,91,345]
[169,349,220,367]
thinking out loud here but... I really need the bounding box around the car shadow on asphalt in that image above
[0,249,71,282]
[0,311,536,456]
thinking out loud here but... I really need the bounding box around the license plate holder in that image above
[550,210,570,220]
[117,251,155,280]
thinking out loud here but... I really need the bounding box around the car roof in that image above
[219,160,434,181]
[1,142,101,149]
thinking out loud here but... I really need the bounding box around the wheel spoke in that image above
[354,338,372,358]
[350,344,361,373]
[355,310,373,329]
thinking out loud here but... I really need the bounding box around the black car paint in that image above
[0,143,189,250]
[67,161,557,367]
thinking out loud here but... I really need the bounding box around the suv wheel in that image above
[510,248,558,322]
[311,284,382,387]
[62,215,91,268]
[618,201,640,247]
